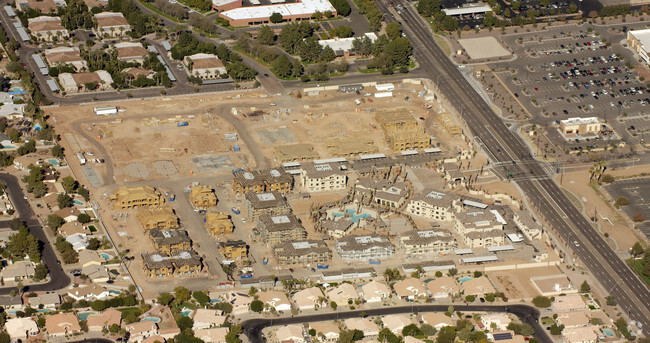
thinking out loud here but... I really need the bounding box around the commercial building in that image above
[300,163,347,192]
[15,0,65,12]
[442,4,492,16]
[190,185,217,208]
[273,240,332,266]
[137,207,179,231]
[114,42,149,63]
[398,229,457,256]
[243,191,291,221]
[219,0,337,26]
[28,16,68,42]
[559,117,603,135]
[256,213,307,247]
[375,111,430,151]
[44,46,87,71]
[336,234,395,261]
[218,240,248,261]
[232,169,292,194]
[94,12,131,38]
[184,54,227,80]
[406,189,455,221]
[142,250,202,278]
[628,29,650,65]
[318,33,378,57]
[212,0,241,11]
[454,211,505,248]
[149,228,192,254]
[58,71,114,93]
[205,212,234,236]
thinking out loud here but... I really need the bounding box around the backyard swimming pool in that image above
[459,277,473,283]
[48,159,60,166]
[77,311,98,320]
[142,317,161,323]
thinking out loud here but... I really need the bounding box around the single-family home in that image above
[562,326,599,343]
[28,292,60,309]
[87,308,122,332]
[556,311,590,328]
[6,317,38,341]
[552,294,587,313]
[461,276,496,297]
[257,290,292,312]
[382,314,413,334]
[44,46,88,71]
[78,249,104,268]
[0,260,36,281]
[126,321,159,343]
[46,313,81,337]
[360,280,391,303]
[480,313,511,331]
[426,277,460,299]
[114,42,149,63]
[344,318,380,338]
[195,327,229,343]
[225,291,252,315]
[191,309,226,330]
[81,264,111,283]
[66,233,88,251]
[59,221,88,238]
[309,321,339,343]
[393,278,428,300]
[276,324,305,343]
[293,287,325,310]
[420,312,453,330]
[55,207,82,222]
[67,284,111,301]
[28,16,69,42]
[94,12,131,37]
[326,283,359,305]
[0,295,23,311]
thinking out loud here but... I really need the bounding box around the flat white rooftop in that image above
[221,0,335,20]
[443,4,492,16]
[560,117,600,125]
[629,29,650,51]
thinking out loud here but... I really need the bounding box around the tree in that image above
[272,55,293,78]
[448,268,457,276]
[47,214,65,232]
[417,0,440,16]
[176,316,193,332]
[91,300,107,311]
[320,46,336,62]
[386,22,402,40]
[62,176,78,193]
[532,296,551,307]
[339,329,364,343]
[465,295,475,302]
[329,0,351,16]
[270,12,283,23]
[420,323,437,336]
[7,226,40,262]
[78,186,90,201]
[436,326,456,343]
[384,37,412,66]
[250,299,264,312]
[292,60,304,77]
[507,322,535,336]
[57,193,73,209]
[483,12,496,27]
[549,323,565,335]
[580,281,591,293]
[257,25,275,45]
[77,213,91,224]
[633,213,645,222]
[158,292,174,305]
[87,238,101,250]
[614,196,629,207]
[402,324,422,337]
[174,286,191,303]
[442,16,458,31]
[606,295,617,306]
[33,263,48,280]
[62,249,79,264]
[631,242,644,258]
[193,290,210,305]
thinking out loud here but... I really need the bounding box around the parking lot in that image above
[605,177,650,238]
[492,24,650,150]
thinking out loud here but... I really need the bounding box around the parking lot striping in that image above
[63,132,82,152]
[493,71,533,118]
[81,166,103,187]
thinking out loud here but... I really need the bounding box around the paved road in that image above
[382,0,650,333]
[242,304,551,343]
[0,174,71,295]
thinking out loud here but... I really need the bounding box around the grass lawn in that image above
[434,35,452,56]
[627,258,650,287]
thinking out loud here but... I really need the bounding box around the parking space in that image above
[605,177,650,238]
[493,24,650,150]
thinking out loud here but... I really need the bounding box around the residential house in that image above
[426,276,459,299]
[81,264,110,283]
[205,212,234,236]
[12,153,43,171]
[28,292,60,309]
[58,71,114,93]
[393,278,428,300]
[232,169,292,195]
[243,191,291,221]
[195,327,229,343]
[190,185,217,208]
[462,276,496,297]
[336,234,395,261]
[114,42,148,62]
[399,229,457,257]
[276,324,305,343]
[300,163,347,192]
[556,311,590,328]
[94,12,131,38]
[420,312,453,330]
[562,326,599,343]
[0,296,23,311]
[318,32,378,57]
[149,228,192,254]
[274,240,332,266]
[44,46,87,71]
[142,250,202,278]
[454,211,505,248]
[225,291,252,315]
[191,309,226,330]
[28,16,68,42]
[257,290,291,312]
[257,213,306,247]
[87,308,121,332]
[383,314,412,334]
[78,249,104,268]
[344,318,380,338]
[552,294,587,313]
[66,233,88,251]
[0,261,35,281]
[67,283,111,301]
[124,67,155,79]
[481,313,511,331]
[55,207,82,222]
[404,337,427,343]
[184,54,227,80]
[15,0,65,12]
[406,189,455,221]
[218,240,247,261]
[126,321,159,343]
[137,207,179,231]
[110,185,163,210]
[143,335,168,343]
[59,221,88,238]
[309,321,339,343]
[360,280,391,303]
[326,283,359,305]
[321,219,354,239]
[6,317,38,341]
[46,313,81,337]
[293,287,325,310]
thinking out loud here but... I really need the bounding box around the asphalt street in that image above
[0,174,71,295]
[381,0,650,333]
[242,304,550,343]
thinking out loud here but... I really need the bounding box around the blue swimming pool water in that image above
[181,310,192,317]
[2,145,15,149]
[459,277,472,283]
[101,253,110,259]
[142,317,161,323]
[78,311,97,320]
[333,213,344,218]
[48,158,60,166]
[603,329,614,337]
[109,290,121,295]
[209,299,221,303]
[73,199,84,206]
